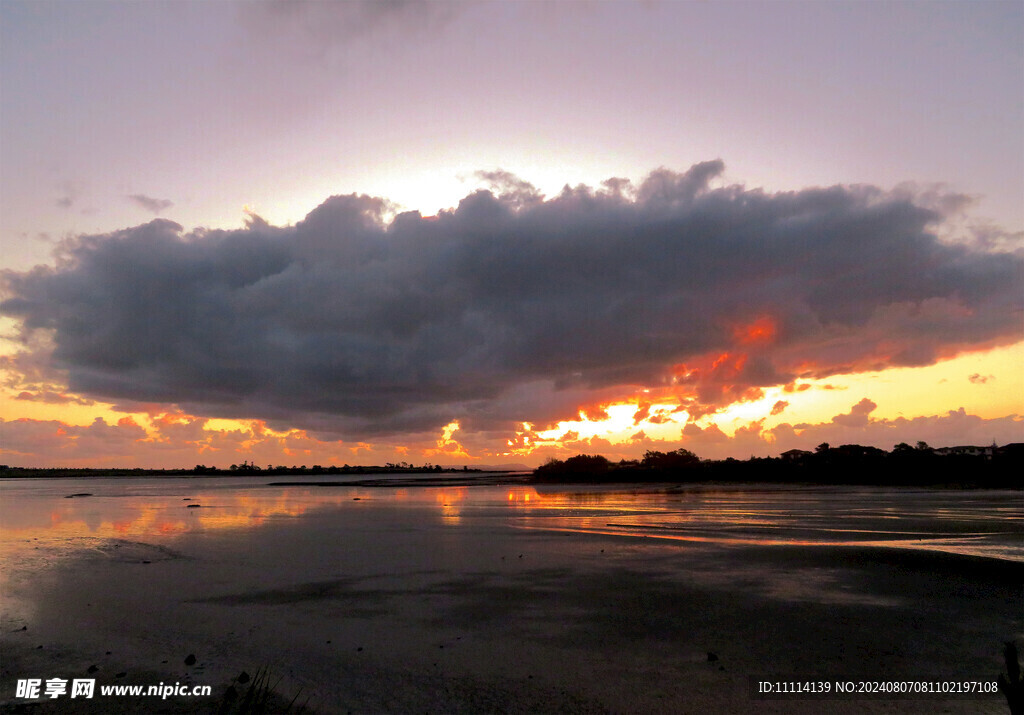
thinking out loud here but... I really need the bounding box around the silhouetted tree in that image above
[641,449,699,470]
[535,454,611,479]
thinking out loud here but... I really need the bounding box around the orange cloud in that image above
[734,316,776,345]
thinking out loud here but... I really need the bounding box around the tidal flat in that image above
[1,475,1020,713]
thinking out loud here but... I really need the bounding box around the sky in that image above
[0,0,1021,468]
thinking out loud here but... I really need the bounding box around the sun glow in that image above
[526,402,689,450]
[536,404,638,441]
[505,341,1024,457]
[423,419,471,460]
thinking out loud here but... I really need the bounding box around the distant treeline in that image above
[0,461,481,478]
[533,442,1024,488]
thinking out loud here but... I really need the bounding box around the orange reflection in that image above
[1,489,355,545]
[496,486,1022,561]
[436,487,468,524]
[3,484,1021,574]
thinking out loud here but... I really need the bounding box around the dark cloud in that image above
[15,390,93,406]
[2,162,1021,440]
[128,194,174,214]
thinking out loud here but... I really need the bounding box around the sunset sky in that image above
[1,0,1021,468]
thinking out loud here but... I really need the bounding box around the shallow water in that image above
[1,476,1020,712]
[2,476,1020,566]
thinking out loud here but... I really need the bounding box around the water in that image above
[1,476,1020,711]
[2,476,1019,565]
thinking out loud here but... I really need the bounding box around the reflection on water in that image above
[4,485,349,541]
[436,487,468,525]
[509,485,1023,561]
[1,477,1021,566]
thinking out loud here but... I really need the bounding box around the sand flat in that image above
[1,477,1020,713]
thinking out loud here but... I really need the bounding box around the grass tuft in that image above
[216,667,309,714]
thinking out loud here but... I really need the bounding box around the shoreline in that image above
[2,472,1021,491]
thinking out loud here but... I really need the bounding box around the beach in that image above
[1,476,1020,713]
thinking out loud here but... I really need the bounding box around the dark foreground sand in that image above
[1,481,1020,713]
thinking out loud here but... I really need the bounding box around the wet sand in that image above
[1,478,1020,713]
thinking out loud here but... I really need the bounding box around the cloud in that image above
[0,416,148,465]
[474,169,543,208]
[0,413,481,469]
[673,407,1023,462]
[785,406,1021,453]
[2,162,1022,442]
[968,373,993,384]
[127,194,174,214]
[55,180,82,209]
[15,390,93,406]
[830,398,877,427]
[770,400,789,416]
[4,403,1019,470]
[241,0,466,62]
